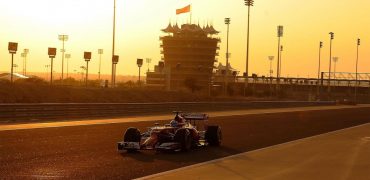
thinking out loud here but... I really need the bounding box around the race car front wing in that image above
[117,141,140,151]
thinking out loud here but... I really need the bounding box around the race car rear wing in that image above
[181,113,209,121]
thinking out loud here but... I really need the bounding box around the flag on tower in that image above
[176,5,191,15]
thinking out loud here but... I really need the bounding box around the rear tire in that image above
[205,126,222,146]
[174,128,192,152]
[123,128,141,153]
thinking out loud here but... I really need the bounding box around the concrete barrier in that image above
[0,101,336,123]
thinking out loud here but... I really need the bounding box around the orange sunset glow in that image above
[2,1,370,179]
[0,0,369,78]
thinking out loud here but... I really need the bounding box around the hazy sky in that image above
[0,0,369,79]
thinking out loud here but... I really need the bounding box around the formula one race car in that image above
[117,112,222,152]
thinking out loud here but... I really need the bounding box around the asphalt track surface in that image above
[1,107,370,179]
[142,123,370,180]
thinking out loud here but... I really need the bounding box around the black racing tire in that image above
[124,127,141,142]
[123,128,141,153]
[205,126,222,146]
[174,128,192,152]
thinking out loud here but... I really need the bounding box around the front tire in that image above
[174,128,192,152]
[205,126,222,146]
[123,127,141,153]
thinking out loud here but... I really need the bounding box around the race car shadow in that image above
[120,145,242,163]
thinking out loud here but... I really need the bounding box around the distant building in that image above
[146,61,166,88]
[213,62,239,83]
[147,23,220,91]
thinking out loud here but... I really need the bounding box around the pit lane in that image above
[1,107,370,179]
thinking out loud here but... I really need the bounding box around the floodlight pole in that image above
[99,54,102,80]
[317,41,323,98]
[328,32,334,96]
[268,56,274,96]
[98,49,103,80]
[269,59,273,79]
[48,48,57,85]
[114,64,117,86]
[65,54,71,79]
[10,53,14,83]
[84,52,92,87]
[8,42,18,83]
[244,0,254,96]
[21,53,25,75]
[58,35,68,82]
[112,62,115,87]
[333,57,338,85]
[111,0,117,87]
[355,38,360,104]
[24,49,29,76]
[21,49,29,76]
[279,45,283,77]
[139,66,141,85]
[50,57,54,85]
[62,40,65,81]
[268,56,274,79]
[111,56,119,87]
[23,53,26,75]
[86,60,89,87]
[137,59,143,86]
[225,17,231,95]
[276,26,283,95]
[67,55,69,79]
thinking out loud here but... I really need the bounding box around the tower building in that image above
[147,23,220,91]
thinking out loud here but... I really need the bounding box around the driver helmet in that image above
[170,120,178,127]
[174,115,185,123]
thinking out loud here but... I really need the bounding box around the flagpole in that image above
[190,13,192,24]
[190,4,192,23]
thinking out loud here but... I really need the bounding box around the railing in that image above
[0,101,335,123]
[233,76,370,87]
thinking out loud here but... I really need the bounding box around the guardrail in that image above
[0,101,336,123]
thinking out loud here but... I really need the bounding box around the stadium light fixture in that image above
[137,58,143,86]
[111,55,119,87]
[8,42,18,83]
[84,52,92,87]
[48,47,57,85]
